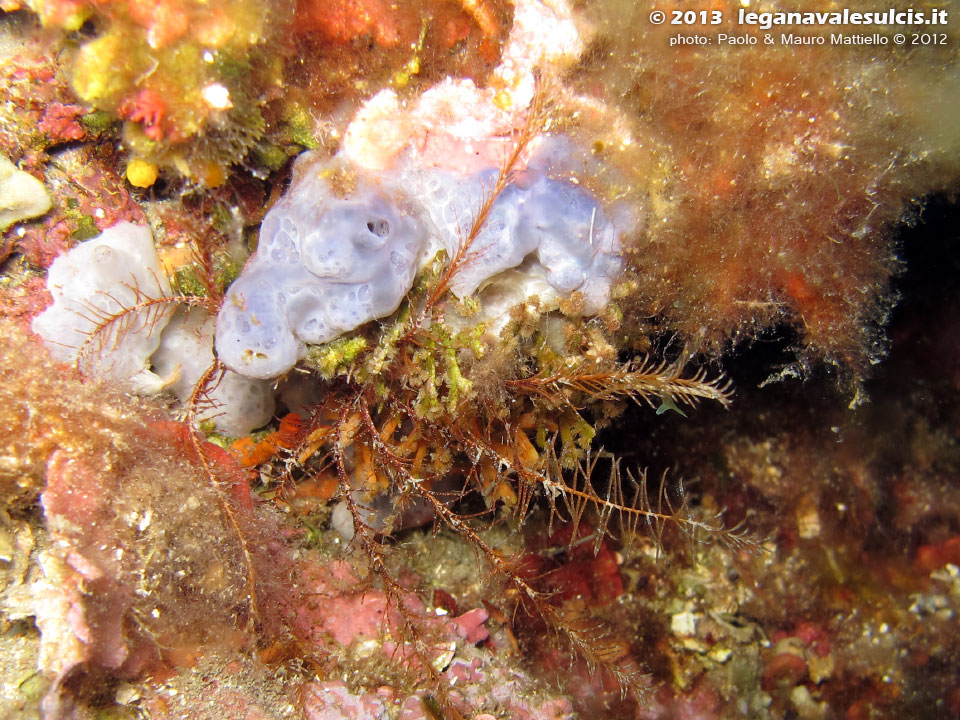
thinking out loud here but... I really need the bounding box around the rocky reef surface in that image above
[1,0,959,719]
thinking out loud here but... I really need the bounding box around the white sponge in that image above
[152,308,275,436]
[398,158,624,311]
[32,222,172,392]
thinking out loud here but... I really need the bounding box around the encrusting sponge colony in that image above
[215,136,629,379]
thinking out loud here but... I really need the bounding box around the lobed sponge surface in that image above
[400,166,623,311]
[152,308,275,436]
[215,172,428,379]
[215,137,631,379]
[32,222,173,392]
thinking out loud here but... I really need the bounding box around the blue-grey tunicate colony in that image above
[215,138,628,380]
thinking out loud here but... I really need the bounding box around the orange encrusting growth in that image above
[231,412,307,468]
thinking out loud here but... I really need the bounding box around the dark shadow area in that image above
[597,193,960,468]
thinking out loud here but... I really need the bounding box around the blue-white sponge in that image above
[215,138,630,380]
[215,171,428,379]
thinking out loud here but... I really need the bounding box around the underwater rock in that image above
[0,154,51,231]
[291,556,575,720]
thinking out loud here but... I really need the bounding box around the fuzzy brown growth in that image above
[0,317,160,507]
[0,317,291,712]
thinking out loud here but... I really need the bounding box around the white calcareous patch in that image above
[0,154,52,232]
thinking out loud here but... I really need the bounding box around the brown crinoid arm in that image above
[507,358,733,411]
[419,79,551,316]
